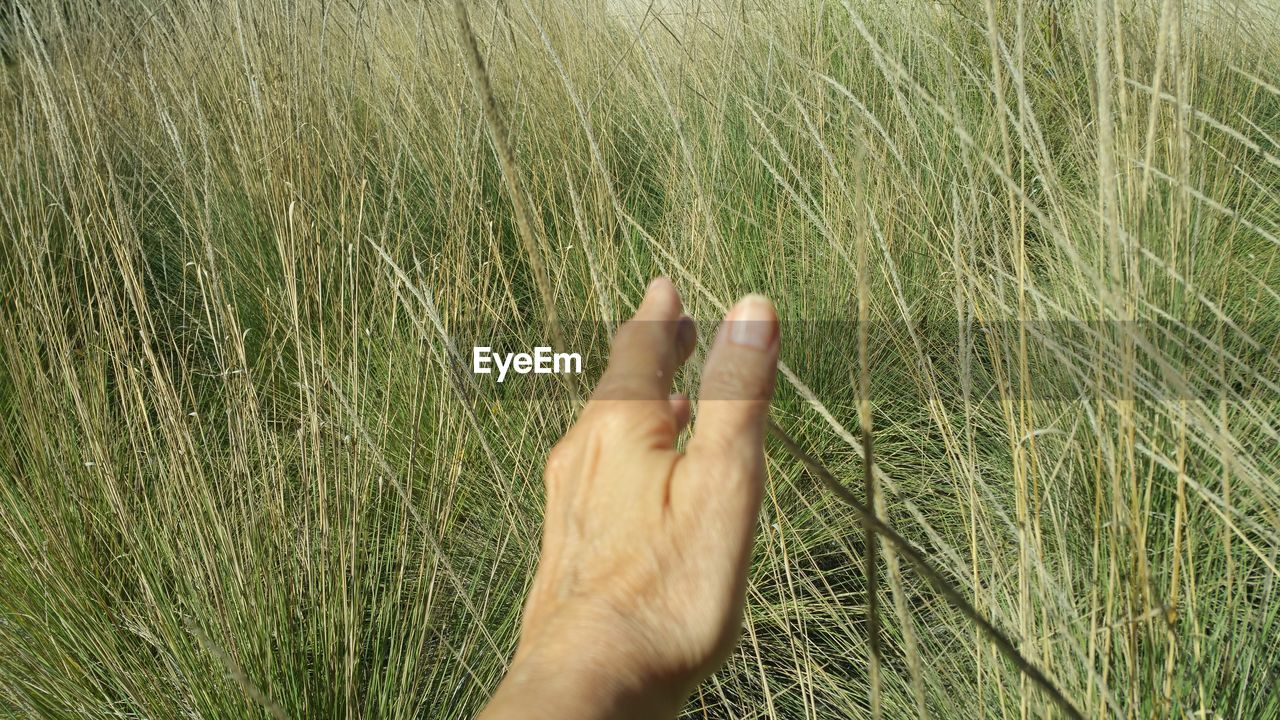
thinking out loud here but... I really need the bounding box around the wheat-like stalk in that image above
[449,0,577,402]
[184,618,290,720]
[766,419,1085,720]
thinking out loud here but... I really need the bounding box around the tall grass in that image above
[2,0,1279,717]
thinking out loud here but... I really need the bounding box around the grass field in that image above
[2,0,1279,717]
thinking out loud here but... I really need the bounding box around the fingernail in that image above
[676,315,696,354]
[729,294,777,349]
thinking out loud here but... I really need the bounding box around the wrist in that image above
[481,635,686,720]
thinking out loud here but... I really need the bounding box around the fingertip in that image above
[640,277,681,316]
[647,276,675,295]
[724,294,777,350]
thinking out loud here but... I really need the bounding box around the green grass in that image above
[2,0,1279,717]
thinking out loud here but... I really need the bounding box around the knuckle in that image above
[544,440,573,487]
[590,401,639,434]
[703,368,747,400]
[703,364,768,401]
[585,400,674,442]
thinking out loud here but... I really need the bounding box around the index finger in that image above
[590,277,696,405]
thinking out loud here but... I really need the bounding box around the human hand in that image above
[478,278,780,720]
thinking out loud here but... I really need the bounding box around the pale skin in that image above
[479,278,780,720]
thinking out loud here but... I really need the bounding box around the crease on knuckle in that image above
[597,401,676,445]
[703,365,756,401]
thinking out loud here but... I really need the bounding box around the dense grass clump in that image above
[2,0,1279,717]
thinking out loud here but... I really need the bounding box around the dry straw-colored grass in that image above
[2,0,1279,718]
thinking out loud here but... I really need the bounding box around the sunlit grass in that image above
[1,0,1278,717]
